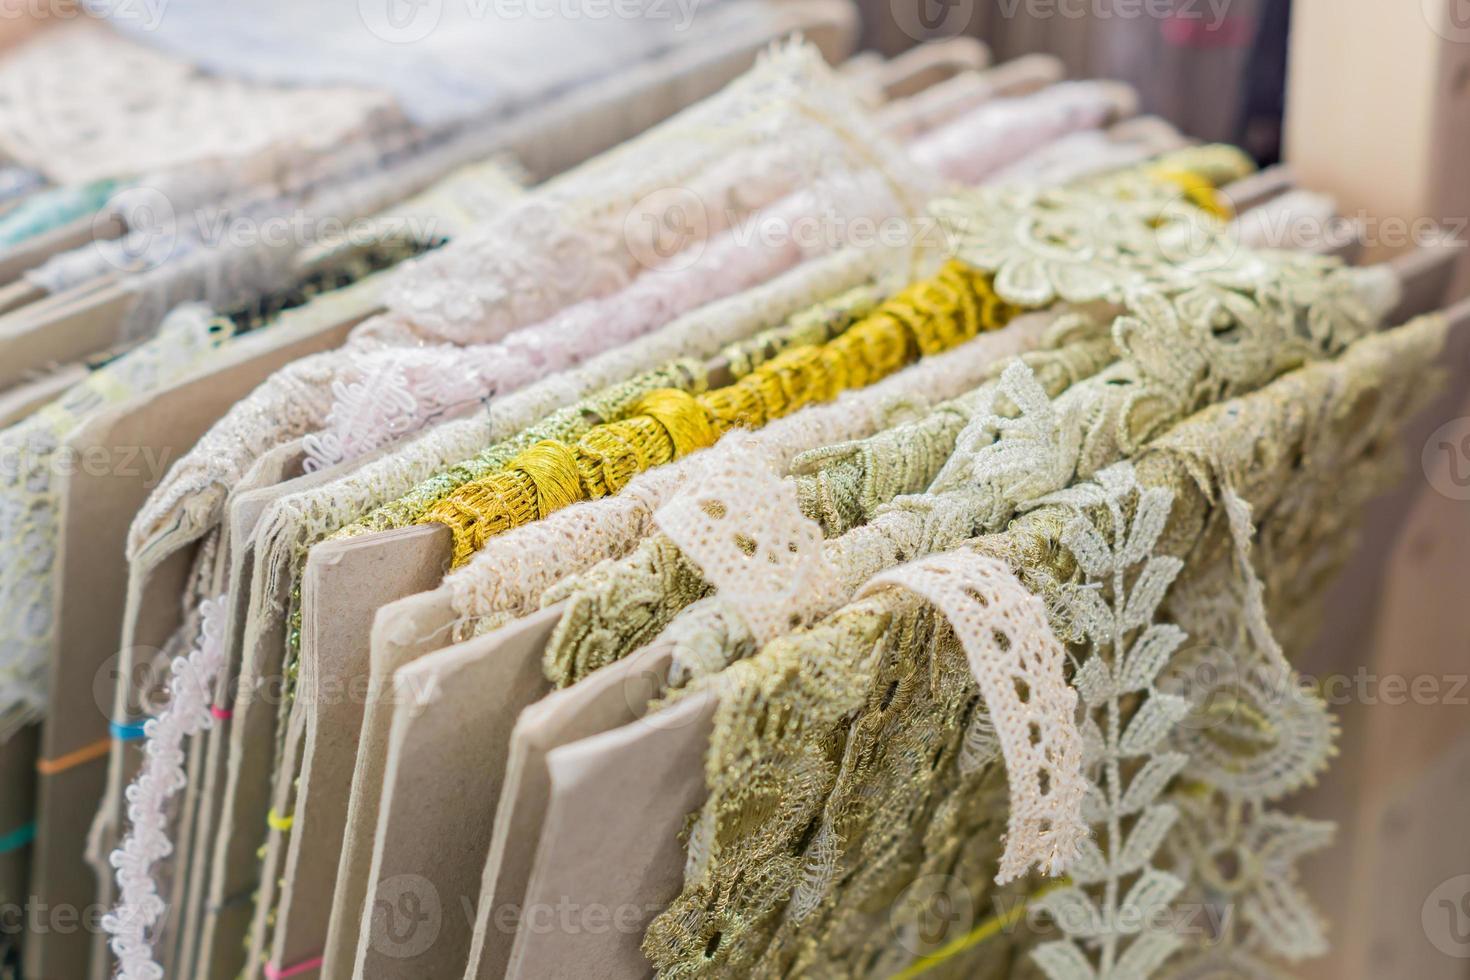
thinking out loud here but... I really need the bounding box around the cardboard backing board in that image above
[468,642,678,979]
[258,525,454,979]
[26,310,360,980]
[340,605,562,980]
[506,695,714,980]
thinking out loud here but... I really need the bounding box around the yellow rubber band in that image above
[890,878,1073,979]
[267,808,294,832]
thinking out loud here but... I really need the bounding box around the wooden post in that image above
[1287,0,1470,277]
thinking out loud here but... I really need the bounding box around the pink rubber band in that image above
[210,705,233,720]
[263,954,323,979]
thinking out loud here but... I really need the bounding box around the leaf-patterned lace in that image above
[640,315,1445,978]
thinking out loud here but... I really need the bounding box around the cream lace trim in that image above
[858,551,1086,883]
[445,312,1058,636]
[655,436,843,648]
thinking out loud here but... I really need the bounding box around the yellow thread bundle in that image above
[421,260,1024,566]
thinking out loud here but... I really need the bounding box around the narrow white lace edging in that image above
[101,594,228,980]
[858,551,1086,882]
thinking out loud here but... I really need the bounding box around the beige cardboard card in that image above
[192,440,402,980]
[256,524,452,978]
[0,210,123,286]
[322,572,460,980]
[468,641,676,980]
[0,724,38,970]
[27,305,357,980]
[506,695,714,980]
[47,317,367,980]
[346,605,563,980]
[171,439,309,977]
[0,278,129,390]
[0,362,85,427]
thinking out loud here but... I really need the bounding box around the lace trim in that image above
[300,78,1132,474]
[443,311,1056,637]
[0,22,396,184]
[101,594,228,980]
[0,307,227,730]
[419,261,1024,564]
[655,435,842,648]
[858,551,1086,882]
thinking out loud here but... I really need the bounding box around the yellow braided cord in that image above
[421,261,1023,565]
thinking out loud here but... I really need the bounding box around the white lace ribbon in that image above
[859,551,1086,882]
[102,594,229,980]
[654,435,842,647]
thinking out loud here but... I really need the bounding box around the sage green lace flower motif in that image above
[1169,796,1335,964]
[931,187,1156,307]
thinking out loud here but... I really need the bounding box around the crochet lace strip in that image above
[538,159,1287,688]
[857,552,1085,883]
[418,261,1024,565]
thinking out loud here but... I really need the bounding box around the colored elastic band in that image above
[263,954,323,979]
[267,808,295,832]
[109,718,149,741]
[35,736,111,775]
[210,705,233,720]
[0,822,35,854]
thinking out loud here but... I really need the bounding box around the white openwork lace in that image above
[375,42,912,347]
[444,312,1059,634]
[858,550,1086,882]
[0,22,397,184]
[655,436,843,647]
[0,306,225,734]
[1030,462,1194,980]
[906,82,1120,187]
[101,594,228,980]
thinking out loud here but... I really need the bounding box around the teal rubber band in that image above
[0,822,35,855]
